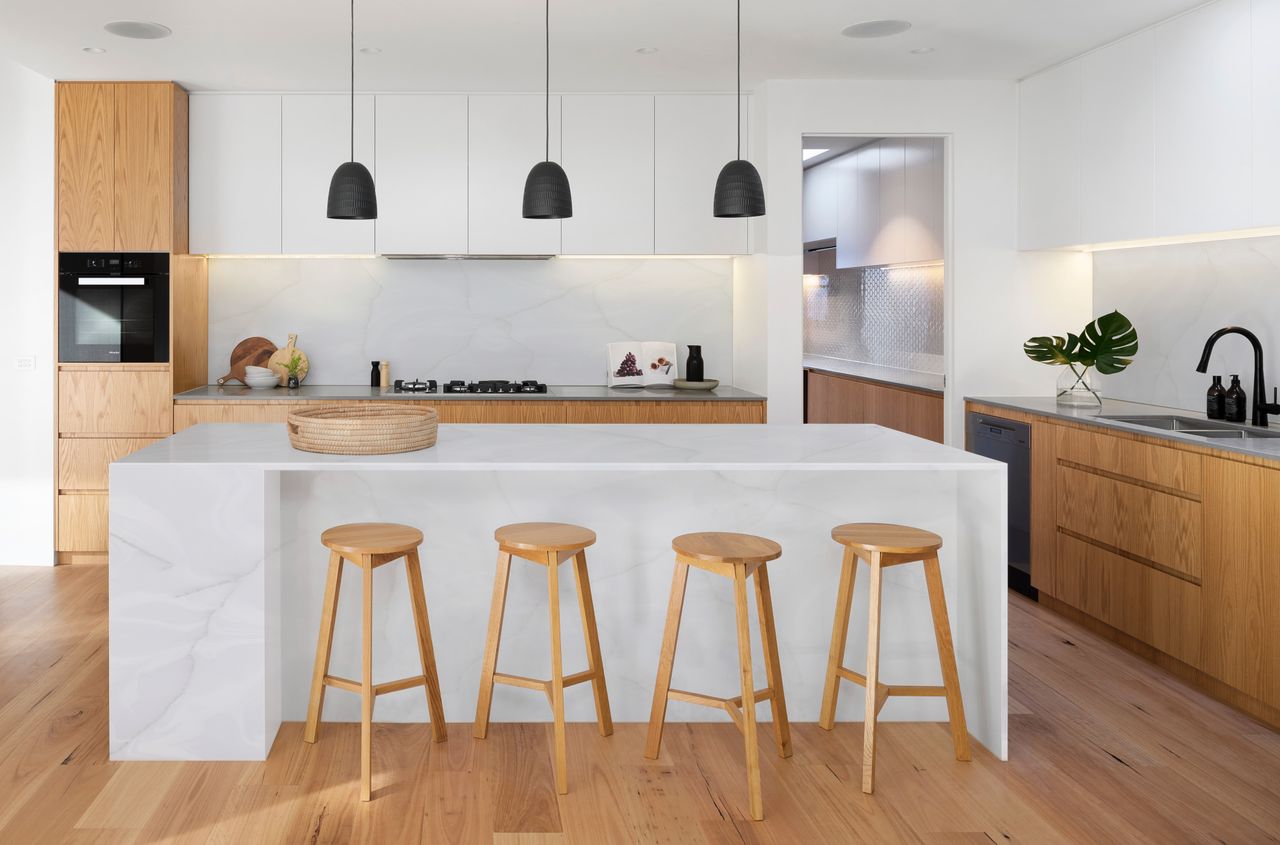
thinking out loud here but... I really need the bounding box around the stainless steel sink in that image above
[1099,415,1280,440]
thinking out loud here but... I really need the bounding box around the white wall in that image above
[737,79,1093,441]
[0,59,54,565]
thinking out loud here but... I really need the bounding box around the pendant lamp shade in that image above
[713,159,765,218]
[713,0,765,219]
[522,0,572,219]
[523,160,573,219]
[328,161,378,219]
[327,0,377,220]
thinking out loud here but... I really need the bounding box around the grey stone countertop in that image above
[803,355,944,394]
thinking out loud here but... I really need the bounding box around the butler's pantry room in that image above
[1,1,1279,842]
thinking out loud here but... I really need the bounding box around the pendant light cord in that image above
[736,0,741,160]
[545,0,550,162]
[349,0,355,162]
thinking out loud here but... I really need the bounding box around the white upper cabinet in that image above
[654,94,749,255]
[802,160,838,244]
[468,94,562,255]
[1081,31,1155,245]
[1253,0,1280,226]
[281,94,376,254]
[902,136,944,263]
[1018,59,1082,250]
[1153,0,1251,237]
[871,138,906,266]
[832,138,943,268]
[836,142,879,269]
[189,95,282,255]
[561,95,655,255]
[375,95,468,255]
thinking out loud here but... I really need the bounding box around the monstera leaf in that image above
[1023,333,1083,366]
[1078,310,1138,374]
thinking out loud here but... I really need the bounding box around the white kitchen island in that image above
[108,423,1007,762]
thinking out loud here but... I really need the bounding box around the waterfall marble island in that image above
[108,423,1007,762]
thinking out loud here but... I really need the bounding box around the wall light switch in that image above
[14,356,35,371]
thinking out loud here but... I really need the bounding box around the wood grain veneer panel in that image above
[170,84,189,254]
[56,493,108,552]
[805,370,942,441]
[112,83,172,251]
[56,83,114,251]
[1056,424,1202,495]
[1029,418,1059,595]
[58,437,158,491]
[58,369,172,434]
[171,254,208,394]
[173,402,304,431]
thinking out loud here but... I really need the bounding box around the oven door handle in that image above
[78,277,146,286]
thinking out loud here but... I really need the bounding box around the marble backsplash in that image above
[207,258,733,385]
[1093,236,1280,412]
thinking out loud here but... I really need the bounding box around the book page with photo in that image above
[607,341,678,388]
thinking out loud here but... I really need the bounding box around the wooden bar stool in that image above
[473,522,613,795]
[645,532,792,822]
[303,523,447,802]
[819,523,970,794]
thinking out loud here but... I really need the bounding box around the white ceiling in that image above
[0,0,1206,92]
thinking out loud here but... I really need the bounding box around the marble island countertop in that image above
[175,384,766,402]
[123,422,1000,472]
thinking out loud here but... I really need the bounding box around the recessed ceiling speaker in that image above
[103,21,173,40]
[841,20,912,39]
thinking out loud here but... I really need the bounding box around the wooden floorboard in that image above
[0,567,1275,843]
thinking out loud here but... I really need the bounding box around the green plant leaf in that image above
[1023,333,1083,366]
[1078,310,1138,374]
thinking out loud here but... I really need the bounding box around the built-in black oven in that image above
[58,253,169,363]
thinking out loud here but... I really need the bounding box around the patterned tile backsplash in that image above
[803,258,945,374]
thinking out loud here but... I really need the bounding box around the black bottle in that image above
[1224,374,1247,423]
[370,361,381,388]
[1206,376,1226,419]
[686,345,705,382]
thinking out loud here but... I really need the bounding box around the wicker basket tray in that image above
[286,404,438,455]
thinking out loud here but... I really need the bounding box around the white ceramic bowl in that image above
[244,365,274,376]
[244,374,279,390]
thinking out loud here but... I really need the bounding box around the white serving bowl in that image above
[244,374,279,390]
[244,365,274,376]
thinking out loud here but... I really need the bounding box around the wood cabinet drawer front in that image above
[59,370,172,434]
[58,438,158,490]
[1056,464,1202,580]
[56,493,108,553]
[174,402,302,431]
[1055,531,1201,665]
[1055,425,1201,495]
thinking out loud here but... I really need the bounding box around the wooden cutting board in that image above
[217,336,277,385]
[267,333,310,386]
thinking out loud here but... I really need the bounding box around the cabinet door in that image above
[113,83,173,251]
[836,143,879,268]
[1253,0,1280,226]
[902,137,943,263]
[375,94,468,255]
[871,138,905,266]
[1018,60,1082,250]
[281,94,376,254]
[190,94,283,254]
[1081,31,1155,245]
[56,493,108,552]
[1153,0,1251,237]
[561,95,655,255]
[802,161,838,244]
[57,83,115,251]
[58,369,172,434]
[468,94,562,255]
[654,94,748,255]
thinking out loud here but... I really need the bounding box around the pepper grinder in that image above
[379,361,390,389]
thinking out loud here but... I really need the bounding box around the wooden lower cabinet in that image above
[59,368,173,435]
[56,493,108,553]
[58,437,158,490]
[967,400,1280,726]
[805,369,943,442]
[174,398,766,430]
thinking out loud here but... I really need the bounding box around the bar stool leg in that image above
[862,553,884,795]
[304,551,344,744]
[644,560,690,759]
[571,550,613,737]
[819,547,857,731]
[474,551,513,740]
[752,565,792,758]
[360,558,375,802]
[404,549,448,743]
[547,551,569,795]
[923,555,972,762]
[733,567,764,821]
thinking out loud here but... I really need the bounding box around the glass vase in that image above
[1056,364,1101,408]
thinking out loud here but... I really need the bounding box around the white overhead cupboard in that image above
[1018,0,1269,249]
[189,92,748,256]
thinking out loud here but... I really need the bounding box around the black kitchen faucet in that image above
[1195,326,1280,427]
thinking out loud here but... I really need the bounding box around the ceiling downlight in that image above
[103,21,172,40]
[841,20,912,39]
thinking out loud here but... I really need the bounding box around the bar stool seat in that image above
[646,531,791,821]
[474,522,613,796]
[304,522,446,802]
[820,522,970,795]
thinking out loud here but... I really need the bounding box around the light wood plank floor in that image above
[0,566,1276,843]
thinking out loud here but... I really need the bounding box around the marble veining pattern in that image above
[208,258,733,385]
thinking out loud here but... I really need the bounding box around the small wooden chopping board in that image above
[267,333,310,386]
[218,336,277,385]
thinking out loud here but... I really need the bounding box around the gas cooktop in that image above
[393,379,549,394]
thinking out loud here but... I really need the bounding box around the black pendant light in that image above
[713,0,765,218]
[522,0,573,219]
[327,0,377,220]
